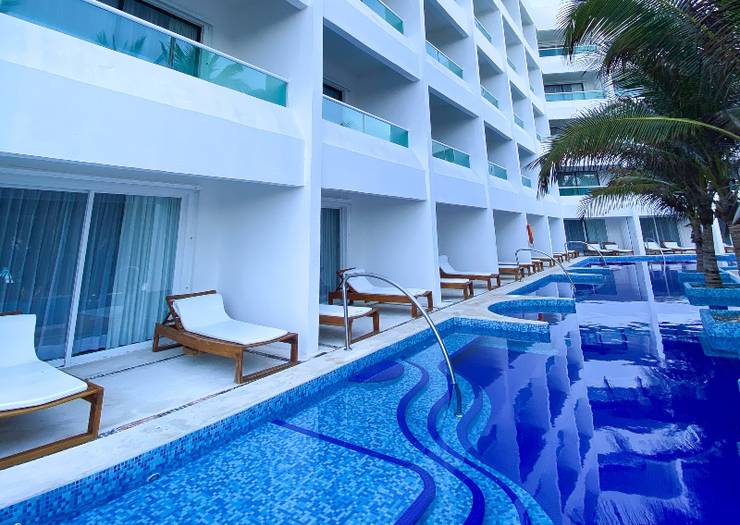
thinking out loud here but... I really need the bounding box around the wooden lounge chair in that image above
[498,262,528,280]
[661,241,694,254]
[530,259,545,271]
[552,252,568,263]
[724,243,734,253]
[440,278,474,299]
[602,242,633,255]
[439,255,501,290]
[585,242,614,256]
[153,291,299,384]
[319,304,380,343]
[0,313,104,469]
[532,257,556,267]
[327,269,433,317]
[644,241,673,255]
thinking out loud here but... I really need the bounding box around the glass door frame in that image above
[0,168,198,367]
[320,199,350,296]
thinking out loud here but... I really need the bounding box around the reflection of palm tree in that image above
[96,32,148,60]
[162,41,251,93]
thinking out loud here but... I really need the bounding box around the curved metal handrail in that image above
[643,238,668,267]
[565,240,607,266]
[339,270,462,417]
[515,248,576,293]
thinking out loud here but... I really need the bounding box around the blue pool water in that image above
[7,261,740,524]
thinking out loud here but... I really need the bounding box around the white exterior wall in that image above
[0,0,567,360]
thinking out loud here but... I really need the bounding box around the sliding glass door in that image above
[0,188,87,360]
[319,208,341,303]
[0,187,181,363]
[73,194,180,356]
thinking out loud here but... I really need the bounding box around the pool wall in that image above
[0,316,548,525]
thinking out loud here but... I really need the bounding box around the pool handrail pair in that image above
[338,269,463,417]
[514,248,576,293]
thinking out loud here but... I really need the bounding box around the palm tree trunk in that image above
[691,220,704,272]
[728,223,740,265]
[702,226,723,288]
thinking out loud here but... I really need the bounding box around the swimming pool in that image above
[3,259,739,524]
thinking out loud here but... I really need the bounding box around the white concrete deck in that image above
[0,263,571,508]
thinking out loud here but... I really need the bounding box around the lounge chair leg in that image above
[152,326,161,352]
[496,275,501,287]
[86,384,104,436]
[372,310,380,335]
[288,333,299,364]
[426,292,434,312]
[411,303,419,318]
[235,352,245,384]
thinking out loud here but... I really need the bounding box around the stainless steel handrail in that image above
[565,240,607,266]
[643,238,668,267]
[515,248,576,293]
[339,270,462,417]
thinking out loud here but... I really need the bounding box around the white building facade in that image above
[528,0,711,255]
[0,0,566,364]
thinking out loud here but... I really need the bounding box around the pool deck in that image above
[0,262,573,509]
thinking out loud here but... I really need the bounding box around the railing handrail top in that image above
[426,40,463,68]
[488,160,506,170]
[432,139,469,156]
[83,0,288,84]
[322,95,406,131]
[362,0,404,25]
[547,89,606,95]
[480,85,495,95]
[539,44,597,51]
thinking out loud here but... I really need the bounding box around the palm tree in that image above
[555,0,740,254]
[537,0,739,285]
[579,170,720,279]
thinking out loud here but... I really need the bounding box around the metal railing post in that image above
[339,269,462,417]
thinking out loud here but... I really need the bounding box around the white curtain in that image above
[106,195,180,349]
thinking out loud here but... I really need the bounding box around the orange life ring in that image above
[526,224,535,245]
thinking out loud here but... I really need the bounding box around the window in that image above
[545,83,584,93]
[323,83,344,102]
[101,0,201,41]
[0,188,181,363]
[640,217,680,243]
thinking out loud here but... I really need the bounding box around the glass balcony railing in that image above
[521,176,533,188]
[323,96,409,147]
[545,90,606,102]
[1,0,288,106]
[426,41,463,78]
[432,140,470,168]
[480,86,499,108]
[361,0,404,34]
[488,162,507,180]
[559,186,597,196]
[474,18,493,44]
[514,114,525,128]
[507,57,517,71]
[538,44,597,57]
[536,133,546,142]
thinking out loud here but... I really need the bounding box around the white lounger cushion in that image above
[0,362,87,412]
[347,270,428,296]
[0,314,87,412]
[319,304,373,318]
[439,255,492,276]
[172,294,288,346]
[440,278,470,285]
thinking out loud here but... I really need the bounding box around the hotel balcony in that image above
[537,30,599,76]
[424,0,476,108]
[485,124,519,206]
[430,91,487,208]
[322,25,425,199]
[0,0,305,186]
[323,0,419,78]
[544,70,609,120]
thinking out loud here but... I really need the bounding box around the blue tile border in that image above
[0,316,540,525]
[684,282,740,307]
